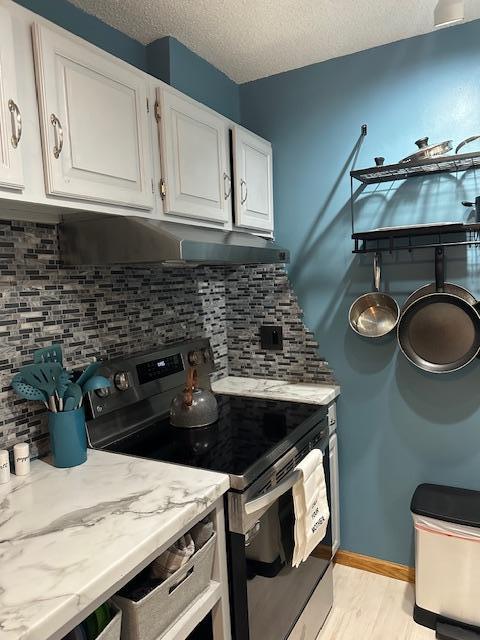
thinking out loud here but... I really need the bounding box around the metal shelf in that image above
[352,222,480,254]
[350,150,480,184]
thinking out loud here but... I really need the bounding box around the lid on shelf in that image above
[411,483,480,528]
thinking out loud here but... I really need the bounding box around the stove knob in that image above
[95,386,110,398]
[188,351,200,366]
[114,371,130,391]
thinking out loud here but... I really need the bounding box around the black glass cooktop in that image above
[105,394,326,488]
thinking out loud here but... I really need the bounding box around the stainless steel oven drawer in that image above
[287,563,333,640]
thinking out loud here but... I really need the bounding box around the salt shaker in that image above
[0,449,10,484]
[13,442,30,476]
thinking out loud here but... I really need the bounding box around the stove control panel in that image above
[86,338,214,424]
[136,353,184,385]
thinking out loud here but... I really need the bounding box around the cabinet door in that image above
[232,126,273,233]
[157,88,231,224]
[32,23,153,209]
[0,7,24,190]
[329,432,340,555]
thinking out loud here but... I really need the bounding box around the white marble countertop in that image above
[212,376,340,405]
[0,450,229,640]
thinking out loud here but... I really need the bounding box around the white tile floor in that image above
[317,565,435,639]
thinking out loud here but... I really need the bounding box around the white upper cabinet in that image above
[32,23,153,210]
[0,6,24,191]
[232,126,273,233]
[156,87,231,225]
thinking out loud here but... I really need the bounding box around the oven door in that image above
[227,434,332,640]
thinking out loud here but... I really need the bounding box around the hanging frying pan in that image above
[402,279,477,310]
[397,247,480,373]
[349,253,400,338]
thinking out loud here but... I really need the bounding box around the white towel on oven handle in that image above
[292,448,330,567]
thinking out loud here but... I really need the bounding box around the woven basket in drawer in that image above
[113,533,216,640]
[95,602,122,640]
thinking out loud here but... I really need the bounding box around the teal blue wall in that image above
[147,37,240,122]
[14,0,147,69]
[17,0,480,566]
[146,37,171,85]
[240,19,480,565]
[167,37,240,122]
[14,2,241,122]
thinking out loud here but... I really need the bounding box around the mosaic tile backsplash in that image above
[0,220,335,457]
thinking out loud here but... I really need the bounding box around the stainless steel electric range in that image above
[86,338,334,640]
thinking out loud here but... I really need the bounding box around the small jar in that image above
[13,442,30,476]
[0,449,10,484]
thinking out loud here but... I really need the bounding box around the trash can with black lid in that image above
[411,483,480,637]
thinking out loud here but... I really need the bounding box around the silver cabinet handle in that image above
[50,113,63,159]
[223,173,232,199]
[245,470,302,515]
[8,99,22,149]
[240,178,248,205]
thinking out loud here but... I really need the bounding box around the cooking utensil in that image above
[402,282,476,309]
[55,370,72,412]
[349,254,400,338]
[400,137,453,164]
[81,375,111,394]
[63,383,83,411]
[34,344,63,365]
[11,375,49,408]
[64,396,78,412]
[76,361,101,387]
[455,135,480,155]
[20,363,64,412]
[170,366,218,428]
[398,247,480,373]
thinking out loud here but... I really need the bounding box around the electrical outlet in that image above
[260,325,283,351]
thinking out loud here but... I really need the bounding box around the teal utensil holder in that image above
[48,407,87,468]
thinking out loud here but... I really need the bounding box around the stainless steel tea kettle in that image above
[170,366,218,428]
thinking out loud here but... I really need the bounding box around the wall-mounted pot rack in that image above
[352,222,480,254]
[351,150,480,185]
[350,145,480,254]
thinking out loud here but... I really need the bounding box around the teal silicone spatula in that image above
[63,383,83,411]
[11,375,49,408]
[34,344,63,366]
[76,362,101,387]
[20,363,64,412]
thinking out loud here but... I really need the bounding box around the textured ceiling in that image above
[68,0,480,83]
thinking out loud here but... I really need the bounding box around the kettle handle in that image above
[183,366,197,406]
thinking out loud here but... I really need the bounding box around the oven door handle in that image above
[244,469,302,515]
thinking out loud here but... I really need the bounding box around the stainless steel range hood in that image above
[59,216,289,266]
